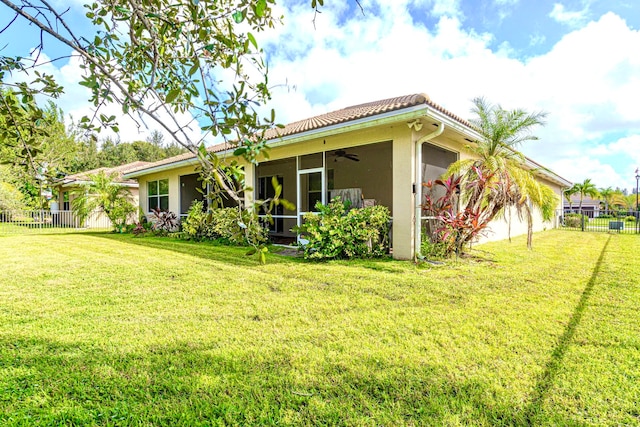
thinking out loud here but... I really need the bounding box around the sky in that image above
[1,0,640,191]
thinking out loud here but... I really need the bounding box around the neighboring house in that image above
[123,93,572,260]
[563,195,601,217]
[52,161,150,228]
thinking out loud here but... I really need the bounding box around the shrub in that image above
[564,213,588,228]
[209,208,267,246]
[422,174,491,256]
[598,214,613,219]
[181,200,211,241]
[130,221,151,236]
[295,198,390,260]
[150,208,180,235]
[625,215,637,222]
[0,182,26,217]
[181,201,267,247]
[420,229,449,259]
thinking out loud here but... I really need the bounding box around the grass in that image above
[0,230,638,426]
[0,222,111,235]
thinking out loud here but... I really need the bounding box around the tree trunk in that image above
[526,204,533,250]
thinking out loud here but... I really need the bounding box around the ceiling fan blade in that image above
[346,154,360,161]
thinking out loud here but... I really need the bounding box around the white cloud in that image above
[549,3,589,27]
[550,156,626,189]
[256,5,640,191]
[10,1,639,191]
[430,0,463,18]
[529,33,546,46]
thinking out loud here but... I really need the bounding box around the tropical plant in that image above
[445,97,558,250]
[627,194,640,212]
[573,179,599,212]
[129,221,151,236]
[423,173,493,257]
[564,185,579,211]
[610,192,631,210]
[295,198,391,260]
[599,186,614,212]
[181,200,268,256]
[181,200,211,241]
[71,171,136,232]
[150,208,180,235]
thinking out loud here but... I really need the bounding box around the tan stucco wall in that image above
[477,177,564,245]
[137,164,200,215]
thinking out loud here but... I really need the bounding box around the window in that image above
[148,179,169,212]
[62,192,70,211]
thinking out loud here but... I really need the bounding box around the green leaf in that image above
[281,199,296,211]
[165,89,180,103]
[247,32,258,50]
[197,143,208,158]
[233,147,247,156]
[245,248,257,256]
[115,6,131,15]
[232,10,244,23]
[255,0,267,17]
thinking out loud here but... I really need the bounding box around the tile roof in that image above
[124,93,470,175]
[57,161,152,186]
[265,93,441,138]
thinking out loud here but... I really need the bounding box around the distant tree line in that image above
[0,99,186,210]
[72,130,187,172]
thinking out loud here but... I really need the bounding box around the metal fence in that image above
[0,210,113,235]
[558,209,640,234]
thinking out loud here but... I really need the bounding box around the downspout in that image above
[414,121,445,260]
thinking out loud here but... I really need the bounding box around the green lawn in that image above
[1,230,638,426]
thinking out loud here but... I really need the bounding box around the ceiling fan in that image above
[331,149,359,162]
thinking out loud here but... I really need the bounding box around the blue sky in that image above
[2,0,640,191]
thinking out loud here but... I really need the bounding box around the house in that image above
[563,195,602,217]
[123,93,572,259]
[51,161,150,228]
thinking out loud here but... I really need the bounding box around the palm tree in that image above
[71,171,136,232]
[573,179,599,212]
[598,186,614,213]
[624,194,638,212]
[447,97,558,250]
[564,184,578,212]
[609,192,629,211]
